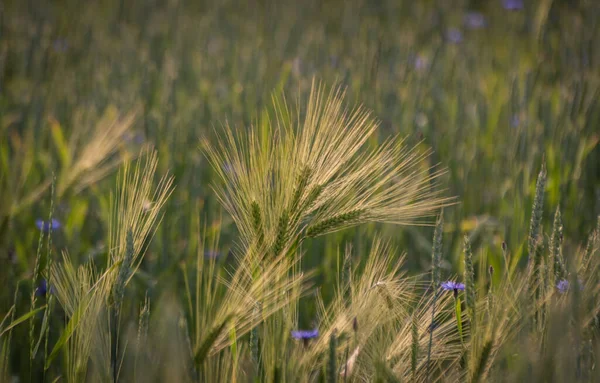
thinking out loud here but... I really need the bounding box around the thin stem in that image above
[426,288,438,382]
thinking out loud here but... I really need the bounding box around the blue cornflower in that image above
[446,28,463,44]
[556,279,584,293]
[35,279,55,297]
[502,0,524,10]
[441,281,465,291]
[292,328,318,347]
[556,279,569,293]
[36,218,61,233]
[464,12,487,30]
[414,55,428,71]
[291,328,319,340]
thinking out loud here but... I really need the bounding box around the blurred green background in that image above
[1,0,599,371]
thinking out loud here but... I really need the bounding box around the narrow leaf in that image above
[194,314,235,366]
[45,299,91,369]
[0,306,46,337]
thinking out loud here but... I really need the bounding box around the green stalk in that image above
[470,339,493,383]
[43,175,56,380]
[549,206,565,284]
[528,163,547,330]
[111,229,135,382]
[427,212,443,382]
[328,331,337,383]
[454,295,464,345]
[411,314,419,381]
[463,236,476,337]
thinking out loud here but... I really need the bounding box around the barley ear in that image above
[305,209,365,238]
[134,294,150,380]
[272,210,290,256]
[528,162,547,265]
[549,205,565,284]
[114,229,135,311]
[30,216,45,364]
[299,184,323,215]
[527,163,547,330]
[290,166,313,216]
[251,201,264,247]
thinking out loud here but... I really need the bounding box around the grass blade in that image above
[0,306,47,338]
[193,314,235,366]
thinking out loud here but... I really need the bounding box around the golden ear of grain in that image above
[59,109,141,196]
[298,238,417,372]
[108,150,174,276]
[50,252,113,381]
[202,80,454,258]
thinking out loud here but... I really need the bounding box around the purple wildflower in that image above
[556,279,584,293]
[502,0,524,10]
[35,279,55,297]
[292,328,319,347]
[445,28,463,44]
[291,328,319,340]
[35,218,61,233]
[442,281,465,298]
[556,279,569,293]
[441,281,465,291]
[464,12,487,29]
[414,55,428,71]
